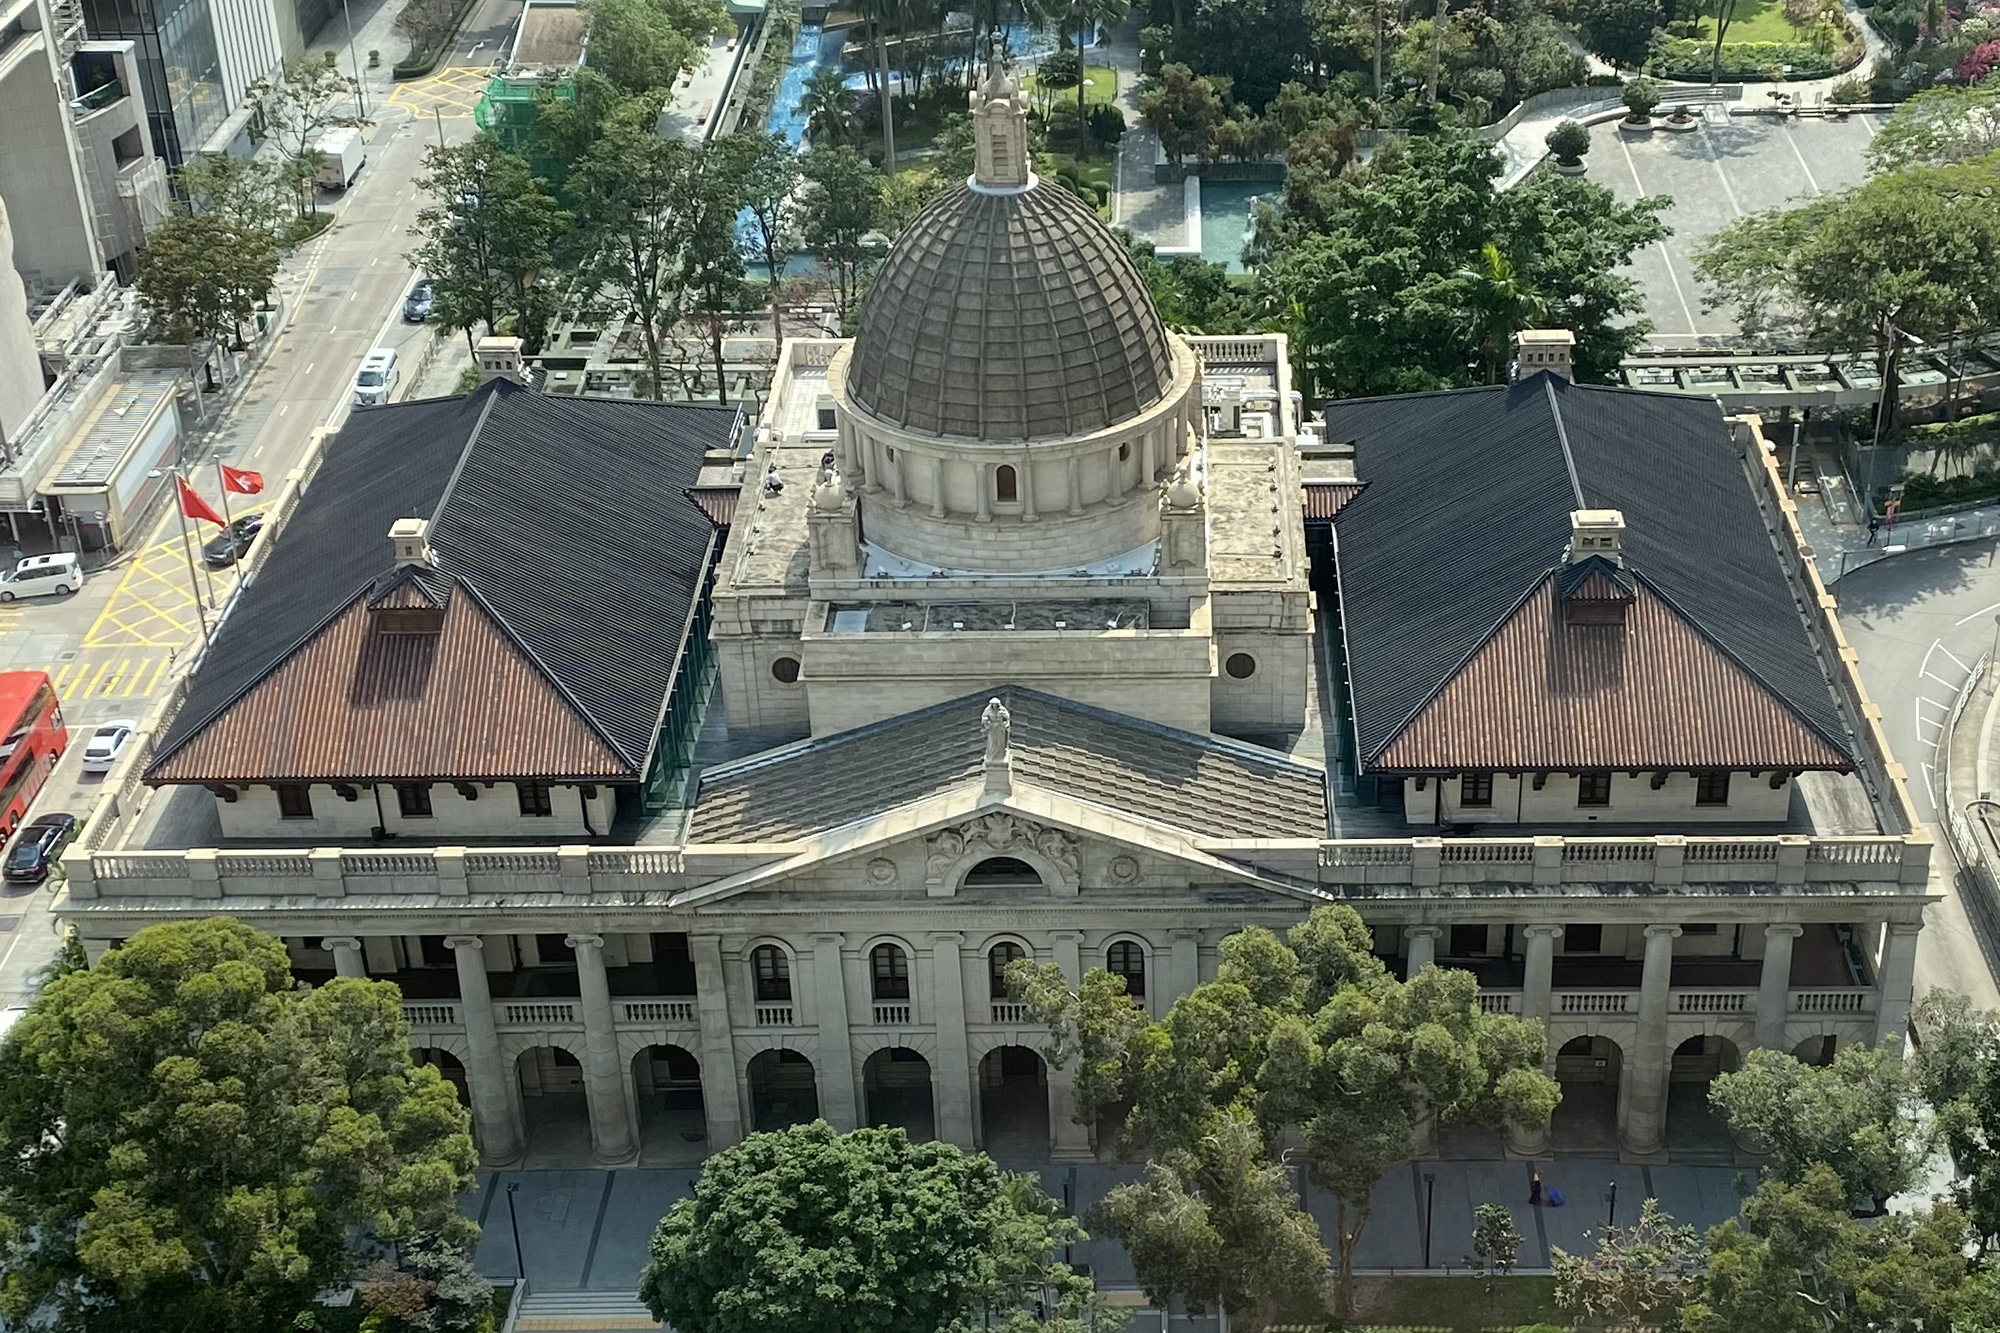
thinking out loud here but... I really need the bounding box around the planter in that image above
[1663,113,1699,131]
[1618,114,1654,133]
[1555,158,1590,174]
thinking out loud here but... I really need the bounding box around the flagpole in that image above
[173,476,211,647]
[215,459,235,534]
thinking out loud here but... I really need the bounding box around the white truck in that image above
[314,127,366,190]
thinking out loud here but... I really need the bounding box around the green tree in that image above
[799,65,860,145]
[0,919,476,1333]
[1682,1167,1970,1333]
[583,0,723,97]
[1455,240,1549,384]
[409,136,572,354]
[1708,1044,1924,1212]
[1574,0,1665,66]
[248,52,366,215]
[799,143,883,321]
[176,152,290,236]
[1867,85,2000,172]
[1057,0,1131,140]
[1546,118,1591,166]
[637,1123,1099,1333]
[676,138,750,404]
[1697,0,1743,85]
[1093,1110,1330,1328]
[729,131,803,341]
[1552,1198,1704,1333]
[135,210,280,351]
[573,97,697,400]
[1912,988,2000,1248]
[1140,63,1228,169]
[1468,1202,1524,1289]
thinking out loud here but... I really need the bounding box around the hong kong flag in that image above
[219,464,264,495]
[177,476,226,527]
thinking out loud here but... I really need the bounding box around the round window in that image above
[771,656,801,684]
[1225,652,1257,680]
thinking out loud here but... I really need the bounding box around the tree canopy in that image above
[409,135,572,354]
[1708,1044,1926,1212]
[637,1123,1095,1333]
[0,919,476,1333]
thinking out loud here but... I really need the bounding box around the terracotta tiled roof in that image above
[685,485,739,527]
[1373,577,1853,773]
[1302,481,1365,522]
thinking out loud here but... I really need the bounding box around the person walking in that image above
[1866,516,1881,546]
[1530,1172,1543,1206]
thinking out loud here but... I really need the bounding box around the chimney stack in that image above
[390,517,432,567]
[1566,508,1625,564]
[1516,329,1575,383]
[475,335,525,385]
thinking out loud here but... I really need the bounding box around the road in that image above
[1838,536,2000,1008]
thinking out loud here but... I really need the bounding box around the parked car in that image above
[79,719,136,776]
[0,552,82,601]
[404,280,434,323]
[352,348,398,406]
[202,514,265,567]
[3,812,77,884]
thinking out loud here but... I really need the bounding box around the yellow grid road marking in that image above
[386,67,490,119]
[46,652,176,700]
[84,517,257,649]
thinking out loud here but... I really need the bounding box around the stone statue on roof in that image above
[981,696,1012,763]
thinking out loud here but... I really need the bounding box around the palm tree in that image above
[799,66,858,145]
[852,0,904,171]
[1060,0,1129,145]
[1454,242,1549,385]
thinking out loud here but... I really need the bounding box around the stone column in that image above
[324,936,367,978]
[691,935,745,1149]
[1875,921,1922,1047]
[1620,924,1680,1160]
[1522,925,1562,1024]
[929,933,975,1147]
[1021,455,1038,521]
[1142,430,1158,487]
[889,448,908,507]
[1048,932,1093,1159]
[1757,924,1804,1051]
[1404,925,1442,979]
[1067,456,1084,515]
[1107,447,1126,501]
[1167,929,1201,1003]
[813,933,859,1131]
[930,457,947,518]
[446,935,523,1166]
[976,464,992,521]
[567,933,637,1164]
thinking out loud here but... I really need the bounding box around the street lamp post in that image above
[1605,1181,1618,1228]
[506,1182,524,1280]
[1421,1172,1436,1269]
[339,0,368,116]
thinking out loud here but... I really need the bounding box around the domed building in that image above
[712,50,1311,746]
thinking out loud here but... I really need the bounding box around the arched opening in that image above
[989,941,1026,999]
[995,465,1018,502]
[863,1047,935,1140]
[871,943,910,1009]
[966,857,1042,888]
[632,1044,705,1165]
[1793,1034,1838,1066]
[1552,1034,1622,1157]
[1669,1035,1743,1163]
[413,1048,468,1106]
[1106,940,1146,999]
[751,945,792,1002]
[515,1045,589,1161]
[978,1044,1049,1159]
[747,1047,819,1131]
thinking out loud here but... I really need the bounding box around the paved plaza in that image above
[1585,112,1887,340]
[467,1157,1759,1295]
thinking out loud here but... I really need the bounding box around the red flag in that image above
[219,464,264,495]
[177,477,226,527]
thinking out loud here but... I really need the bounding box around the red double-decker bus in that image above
[0,673,66,838]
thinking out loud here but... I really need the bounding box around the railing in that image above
[340,851,435,875]
[754,1003,794,1026]
[1806,840,1904,866]
[872,1003,912,1025]
[94,853,193,877]
[1558,991,1636,1014]
[402,1002,459,1027]
[1319,842,1413,867]
[1792,989,1873,1013]
[1674,988,1753,1014]
[990,1001,1027,1024]
[1478,991,1521,1014]
[588,850,684,875]
[215,853,313,877]
[1564,840,1657,863]
[500,1002,577,1026]
[465,851,560,876]
[621,998,697,1024]
[71,79,126,117]
[1443,840,1532,862]
[1684,840,1779,862]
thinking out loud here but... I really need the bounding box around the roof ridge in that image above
[1544,376,1585,509]
[1366,569,1557,765]
[426,381,506,537]
[1630,570,1854,760]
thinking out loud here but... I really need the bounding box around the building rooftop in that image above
[1328,375,1854,775]
[148,383,739,784]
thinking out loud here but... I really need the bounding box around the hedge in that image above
[392,0,481,80]
[1651,35,1861,80]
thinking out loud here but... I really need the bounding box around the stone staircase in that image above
[511,1289,661,1331]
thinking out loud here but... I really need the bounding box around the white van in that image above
[0,553,82,601]
[352,348,398,406]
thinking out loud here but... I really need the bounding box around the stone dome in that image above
[845,181,1176,442]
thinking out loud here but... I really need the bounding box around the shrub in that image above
[1622,74,1661,116]
[1650,34,1856,77]
[1545,118,1592,162]
[1087,101,1126,142]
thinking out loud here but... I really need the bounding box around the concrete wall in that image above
[214,780,616,840]
[0,202,47,448]
[1405,770,1796,825]
[0,22,98,288]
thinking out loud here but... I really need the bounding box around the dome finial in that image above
[969,39,1032,192]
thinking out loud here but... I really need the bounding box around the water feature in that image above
[765,19,848,147]
[1197,179,1268,273]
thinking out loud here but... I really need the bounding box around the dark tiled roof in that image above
[1374,578,1853,771]
[687,686,1329,842]
[149,383,739,782]
[1328,375,1850,771]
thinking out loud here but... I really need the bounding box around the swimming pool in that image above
[1196,179,1269,273]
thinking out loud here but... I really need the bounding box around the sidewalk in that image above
[1792,469,2000,582]
[1940,658,2000,1006]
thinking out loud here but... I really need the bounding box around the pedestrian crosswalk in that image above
[50,654,175,700]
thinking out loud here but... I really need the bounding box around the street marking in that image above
[1781,121,1822,195]
[1937,643,1970,672]
[1953,598,2000,627]
[1614,132,1698,334]
[1698,124,1745,216]
[277,403,288,416]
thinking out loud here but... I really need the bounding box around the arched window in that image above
[751,945,791,1002]
[1106,940,1146,998]
[965,856,1041,888]
[871,943,910,1000]
[995,465,1018,503]
[989,941,1026,998]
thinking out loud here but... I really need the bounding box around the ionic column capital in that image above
[1522,924,1565,940]
[444,934,484,952]
[1763,923,1805,940]
[564,933,606,952]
